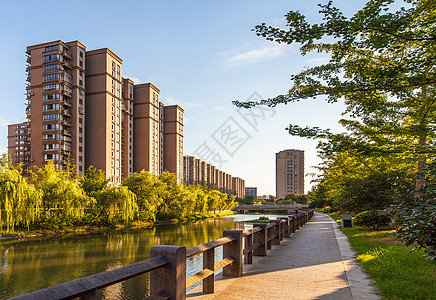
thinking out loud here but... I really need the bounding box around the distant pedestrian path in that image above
[187,212,379,300]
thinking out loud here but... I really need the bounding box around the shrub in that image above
[321,206,334,213]
[354,210,391,230]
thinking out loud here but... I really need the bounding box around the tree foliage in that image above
[0,157,236,231]
[235,1,436,258]
[234,0,436,171]
[0,154,41,231]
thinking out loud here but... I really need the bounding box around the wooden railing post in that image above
[150,245,186,300]
[253,223,267,256]
[203,248,215,293]
[223,230,243,277]
[289,216,295,233]
[244,232,253,264]
[267,224,272,250]
[296,215,300,230]
[279,217,290,238]
[269,220,280,245]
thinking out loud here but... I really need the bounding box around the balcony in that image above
[61,120,73,127]
[61,90,72,97]
[61,149,72,156]
[26,76,31,83]
[61,99,72,107]
[26,56,31,64]
[61,60,72,69]
[62,51,72,60]
[62,130,73,137]
[62,109,72,117]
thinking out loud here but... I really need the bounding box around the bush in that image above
[321,206,334,213]
[354,210,391,230]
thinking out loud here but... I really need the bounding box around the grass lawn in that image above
[329,212,436,300]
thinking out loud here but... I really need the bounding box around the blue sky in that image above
[0,0,368,195]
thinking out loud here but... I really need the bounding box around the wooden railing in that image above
[12,210,314,300]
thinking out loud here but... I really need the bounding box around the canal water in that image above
[0,214,284,299]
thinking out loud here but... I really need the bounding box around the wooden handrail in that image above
[13,210,314,300]
[11,256,170,300]
[186,236,235,258]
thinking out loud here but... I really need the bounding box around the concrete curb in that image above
[326,214,380,299]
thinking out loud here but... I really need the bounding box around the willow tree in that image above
[0,154,41,231]
[32,161,92,221]
[122,170,164,221]
[234,0,436,185]
[94,185,138,224]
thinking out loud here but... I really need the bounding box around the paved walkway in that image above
[187,212,379,300]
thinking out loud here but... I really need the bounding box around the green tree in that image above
[94,185,138,224]
[80,166,108,195]
[122,171,164,221]
[234,0,436,184]
[0,154,42,231]
[32,161,92,222]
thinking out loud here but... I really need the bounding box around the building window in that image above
[43,54,60,62]
[79,51,83,58]
[43,114,59,121]
[43,84,60,91]
[45,45,59,52]
[79,146,82,152]
[43,74,59,82]
[79,118,83,124]
[79,80,83,86]
[79,127,82,133]
[44,64,60,72]
[79,99,83,105]
[79,60,83,67]
[79,156,82,162]
[79,166,82,171]
[79,137,82,143]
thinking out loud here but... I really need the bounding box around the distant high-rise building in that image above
[276,149,304,198]
[183,155,245,198]
[162,105,184,182]
[7,122,29,167]
[8,40,183,182]
[245,187,257,199]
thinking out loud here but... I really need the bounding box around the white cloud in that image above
[123,75,141,84]
[222,44,287,68]
[164,97,203,109]
[271,17,287,27]
[305,56,330,66]
[213,105,228,111]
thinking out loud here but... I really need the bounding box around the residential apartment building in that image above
[24,40,87,174]
[245,187,257,199]
[162,105,184,182]
[8,40,183,183]
[183,155,245,198]
[7,122,30,167]
[276,149,305,198]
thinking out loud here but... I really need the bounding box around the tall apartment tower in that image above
[25,40,87,174]
[276,149,305,198]
[133,83,161,176]
[162,105,184,182]
[7,122,29,167]
[85,48,126,183]
[8,39,184,183]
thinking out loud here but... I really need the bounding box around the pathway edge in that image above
[326,213,380,300]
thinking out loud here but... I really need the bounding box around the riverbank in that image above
[328,212,436,299]
[0,211,235,242]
